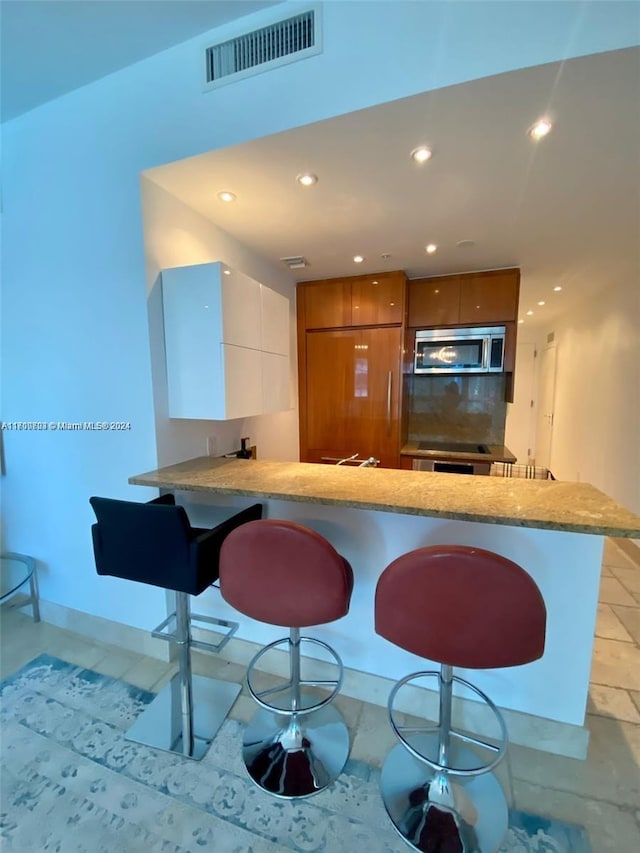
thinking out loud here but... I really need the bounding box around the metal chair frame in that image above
[246,628,343,716]
[387,665,508,777]
[240,626,350,799]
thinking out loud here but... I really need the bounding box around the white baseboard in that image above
[39,599,172,662]
[37,600,589,759]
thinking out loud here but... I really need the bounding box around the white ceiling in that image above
[0,0,279,121]
[3,3,638,332]
[146,46,640,330]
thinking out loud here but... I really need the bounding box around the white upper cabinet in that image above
[261,284,290,356]
[261,351,290,414]
[162,261,290,420]
[221,268,262,348]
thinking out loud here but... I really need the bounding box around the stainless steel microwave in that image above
[414,326,506,374]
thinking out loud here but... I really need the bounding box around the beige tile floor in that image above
[2,537,639,851]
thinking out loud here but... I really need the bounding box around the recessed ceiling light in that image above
[425,243,438,254]
[223,269,231,276]
[518,319,524,324]
[456,240,476,249]
[410,146,432,164]
[553,285,563,292]
[537,301,546,306]
[372,280,379,285]
[353,255,364,264]
[528,119,553,140]
[526,310,534,316]
[217,191,236,202]
[296,173,318,187]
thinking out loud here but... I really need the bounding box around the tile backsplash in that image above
[406,374,507,445]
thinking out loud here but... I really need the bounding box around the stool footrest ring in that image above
[388,670,508,777]
[151,611,238,654]
[247,635,344,716]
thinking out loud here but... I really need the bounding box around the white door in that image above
[535,344,557,470]
[505,342,536,464]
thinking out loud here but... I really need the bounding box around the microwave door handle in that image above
[482,337,490,370]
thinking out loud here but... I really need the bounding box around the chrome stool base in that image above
[126,590,241,761]
[126,673,241,760]
[380,734,508,853]
[243,703,350,798]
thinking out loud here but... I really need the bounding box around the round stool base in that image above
[242,704,350,798]
[380,736,508,853]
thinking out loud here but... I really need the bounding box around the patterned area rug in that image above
[0,654,592,852]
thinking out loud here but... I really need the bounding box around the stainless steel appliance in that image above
[412,441,492,475]
[414,326,506,374]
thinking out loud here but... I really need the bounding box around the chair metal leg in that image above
[380,664,509,852]
[28,568,41,623]
[242,627,350,798]
[175,591,195,757]
[125,591,241,760]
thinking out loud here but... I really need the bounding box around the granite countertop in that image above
[401,442,517,464]
[129,456,640,538]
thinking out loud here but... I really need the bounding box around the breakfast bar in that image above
[130,456,640,757]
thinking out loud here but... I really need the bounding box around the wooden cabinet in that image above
[162,262,290,420]
[408,275,461,327]
[351,274,405,325]
[301,327,402,468]
[299,271,406,329]
[302,279,351,329]
[459,269,520,324]
[297,271,406,468]
[408,268,519,327]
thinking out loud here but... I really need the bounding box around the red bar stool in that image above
[219,519,353,798]
[375,545,546,853]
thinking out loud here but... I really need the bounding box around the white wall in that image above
[543,275,640,514]
[505,334,538,464]
[140,178,299,466]
[2,1,637,630]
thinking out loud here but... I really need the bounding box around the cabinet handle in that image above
[386,371,393,436]
[322,454,359,464]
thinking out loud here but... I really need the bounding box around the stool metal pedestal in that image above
[375,545,547,853]
[219,518,354,798]
[380,667,509,853]
[241,628,349,798]
[126,590,241,760]
[90,495,263,762]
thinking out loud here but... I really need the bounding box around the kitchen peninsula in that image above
[130,456,640,758]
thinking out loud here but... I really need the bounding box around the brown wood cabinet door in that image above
[351,272,405,326]
[300,280,351,329]
[459,268,520,324]
[303,327,402,468]
[408,276,461,327]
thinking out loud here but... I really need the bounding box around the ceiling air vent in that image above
[204,7,321,90]
[281,256,309,270]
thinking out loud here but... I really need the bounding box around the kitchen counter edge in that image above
[401,443,517,463]
[129,457,640,538]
